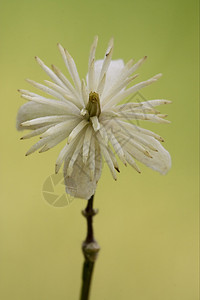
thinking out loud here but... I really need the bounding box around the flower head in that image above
[17,37,171,200]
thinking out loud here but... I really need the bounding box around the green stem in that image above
[80,195,100,300]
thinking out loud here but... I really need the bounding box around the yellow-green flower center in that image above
[86,92,101,117]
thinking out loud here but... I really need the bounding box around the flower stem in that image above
[80,195,100,300]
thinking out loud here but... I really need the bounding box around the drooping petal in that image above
[82,126,93,164]
[121,133,171,175]
[113,120,165,142]
[63,143,102,199]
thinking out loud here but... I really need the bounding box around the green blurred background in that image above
[0,0,199,299]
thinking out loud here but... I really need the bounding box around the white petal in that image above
[96,72,106,96]
[96,133,117,180]
[81,79,88,106]
[108,131,127,165]
[39,133,68,153]
[67,136,84,176]
[102,74,138,105]
[88,59,95,92]
[123,151,141,173]
[114,112,170,124]
[88,36,98,66]
[26,79,68,102]
[21,94,78,115]
[90,116,100,132]
[83,126,93,164]
[114,120,165,142]
[51,64,79,98]
[55,137,79,174]
[35,56,67,89]
[93,59,124,97]
[63,144,102,199]
[67,120,89,144]
[20,115,69,127]
[41,118,80,138]
[20,124,53,139]
[44,80,81,108]
[97,38,114,86]
[16,102,67,131]
[25,137,50,155]
[103,74,162,110]
[57,44,82,101]
[140,99,172,107]
[123,135,171,175]
[88,135,95,180]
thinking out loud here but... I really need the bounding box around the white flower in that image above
[17,37,171,200]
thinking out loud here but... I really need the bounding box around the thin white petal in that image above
[118,134,153,158]
[102,74,138,105]
[97,38,114,87]
[96,132,117,180]
[92,59,124,96]
[81,79,88,106]
[20,124,53,139]
[123,151,141,173]
[90,116,100,132]
[39,133,68,153]
[21,94,78,114]
[67,120,89,144]
[16,102,68,131]
[18,89,39,97]
[115,120,165,142]
[63,144,102,199]
[20,116,69,127]
[124,136,171,175]
[88,59,95,92]
[25,137,50,155]
[88,135,95,180]
[67,136,84,176]
[35,56,67,89]
[125,56,147,77]
[140,99,172,107]
[88,36,98,66]
[115,112,170,124]
[58,43,81,95]
[55,137,79,174]
[51,64,79,98]
[44,80,81,108]
[26,79,67,102]
[96,73,106,96]
[103,74,162,110]
[108,131,127,165]
[41,118,80,138]
[83,126,93,164]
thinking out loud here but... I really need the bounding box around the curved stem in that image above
[80,195,100,300]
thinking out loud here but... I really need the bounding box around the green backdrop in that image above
[0,0,199,299]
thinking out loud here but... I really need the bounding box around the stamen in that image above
[86,92,101,117]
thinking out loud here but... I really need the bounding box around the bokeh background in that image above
[0,0,199,299]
